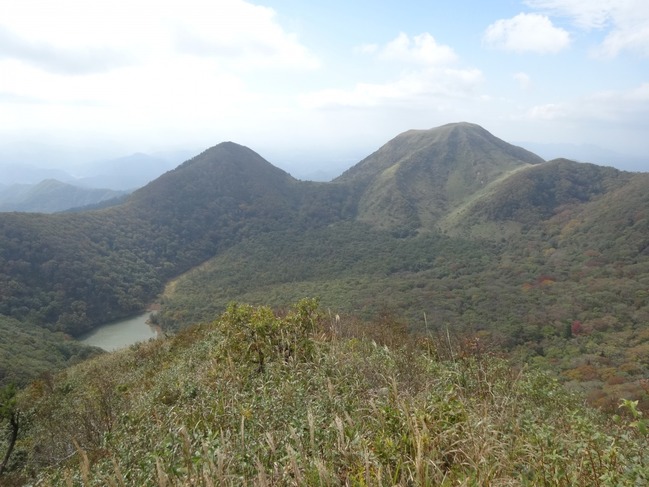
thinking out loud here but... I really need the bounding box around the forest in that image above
[1,123,649,481]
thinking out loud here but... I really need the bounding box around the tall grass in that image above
[7,301,649,485]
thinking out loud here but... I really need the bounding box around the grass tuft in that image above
[6,300,649,485]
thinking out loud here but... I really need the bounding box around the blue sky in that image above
[1,0,648,173]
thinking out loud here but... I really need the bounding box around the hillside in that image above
[0,142,307,338]
[0,179,126,213]
[439,158,635,237]
[126,142,303,232]
[335,122,544,230]
[4,301,649,485]
[1,123,649,413]
[150,126,649,412]
[0,315,101,386]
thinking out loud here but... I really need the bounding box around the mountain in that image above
[440,158,636,237]
[0,163,74,185]
[1,122,649,413]
[127,142,300,219]
[335,122,544,230]
[0,142,309,339]
[0,179,127,213]
[5,123,649,484]
[338,122,544,185]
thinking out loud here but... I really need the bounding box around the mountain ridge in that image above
[441,158,634,238]
[0,179,127,213]
[0,122,641,337]
[1,122,649,413]
[335,122,546,230]
[336,122,544,185]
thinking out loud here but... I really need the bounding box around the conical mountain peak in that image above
[128,141,296,207]
[336,122,545,230]
[336,123,542,184]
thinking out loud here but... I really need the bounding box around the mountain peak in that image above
[336,123,543,183]
[335,122,545,230]
[416,121,485,132]
[126,139,297,224]
[175,141,288,175]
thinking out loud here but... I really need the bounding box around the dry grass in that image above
[11,302,649,486]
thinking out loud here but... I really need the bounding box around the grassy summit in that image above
[4,300,649,485]
[335,122,544,230]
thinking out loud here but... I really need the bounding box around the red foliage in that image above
[571,320,583,336]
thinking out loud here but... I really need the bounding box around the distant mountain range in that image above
[3,134,645,214]
[0,163,74,186]
[0,152,185,212]
[1,122,648,412]
[0,179,127,213]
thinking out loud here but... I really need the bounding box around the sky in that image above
[1,0,648,175]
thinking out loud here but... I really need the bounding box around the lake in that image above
[79,312,158,351]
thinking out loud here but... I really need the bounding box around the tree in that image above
[0,383,20,476]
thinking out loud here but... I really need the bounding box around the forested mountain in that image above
[0,179,126,213]
[0,143,305,339]
[335,122,544,230]
[1,123,648,412]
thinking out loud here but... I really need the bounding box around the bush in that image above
[11,301,649,486]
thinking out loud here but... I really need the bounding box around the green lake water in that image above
[79,312,158,351]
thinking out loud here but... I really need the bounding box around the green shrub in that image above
[9,301,649,486]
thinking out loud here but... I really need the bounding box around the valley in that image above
[1,122,649,483]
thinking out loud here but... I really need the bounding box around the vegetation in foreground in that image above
[2,300,648,485]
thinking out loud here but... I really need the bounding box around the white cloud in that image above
[525,0,614,29]
[484,13,571,53]
[598,26,649,58]
[355,44,379,55]
[301,67,483,110]
[170,1,319,69]
[527,103,568,120]
[0,57,258,135]
[527,83,649,122]
[379,33,457,65]
[514,72,532,90]
[0,0,320,146]
[302,32,478,111]
[0,27,134,75]
[0,0,319,75]
[581,83,649,121]
[521,83,649,156]
[525,0,649,57]
[0,0,323,151]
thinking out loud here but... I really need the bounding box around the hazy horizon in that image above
[0,123,647,188]
[1,0,648,181]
